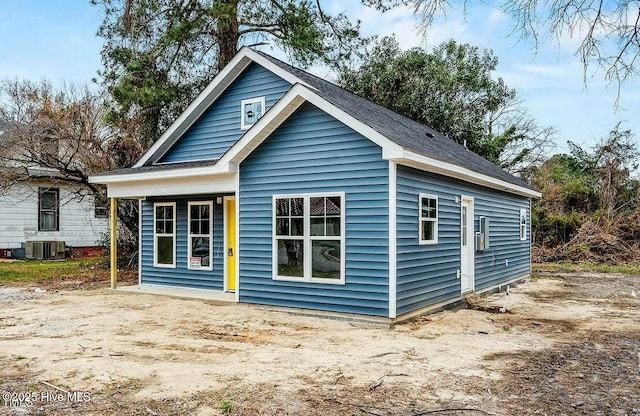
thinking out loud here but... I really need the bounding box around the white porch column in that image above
[110,197,118,289]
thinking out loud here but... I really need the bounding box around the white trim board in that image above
[271,192,346,285]
[134,47,313,167]
[216,84,539,199]
[388,161,397,319]
[223,195,234,292]
[91,163,234,185]
[92,57,539,200]
[187,200,214,271]
[93,81,539,199]
[153,202,176,269]
[394,151,541,198]
[234,165,241,303]
[104,174,236,199]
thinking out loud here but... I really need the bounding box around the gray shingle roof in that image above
[91,159,217,177]
[254,51,535,191]
[98,49,534,192]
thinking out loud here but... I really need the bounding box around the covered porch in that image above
[89,161,239,301]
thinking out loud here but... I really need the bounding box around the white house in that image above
[0,174,108,259]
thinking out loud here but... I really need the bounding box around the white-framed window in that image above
[273,193,345,284]
[520,208,527,240]
[38,187,59,231]
[240,96,266,130]
[188,201,213,270]
[154,202,176,268]
[419,193,438,244]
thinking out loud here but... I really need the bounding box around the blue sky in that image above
[1,0,638,153]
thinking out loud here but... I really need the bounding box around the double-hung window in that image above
[520,208,527,240]
[38,188,59,231]
[154,202,175,267]
[274,193,345,284]
[188,201,213,270]
[419,193,438,244]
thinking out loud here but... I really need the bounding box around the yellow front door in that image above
[226,198,237,291]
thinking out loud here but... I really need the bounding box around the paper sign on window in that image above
[189,257,202,269]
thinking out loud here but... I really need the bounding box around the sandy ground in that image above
[0,271,639,415]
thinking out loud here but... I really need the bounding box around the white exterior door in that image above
[460,197,475,293]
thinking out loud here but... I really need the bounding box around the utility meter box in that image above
[476,216,490,251]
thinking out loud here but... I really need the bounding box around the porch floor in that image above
[109,284,236,304]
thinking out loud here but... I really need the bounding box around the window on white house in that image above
[520,208,527,240]
[419,193,438,244]
[154,202,175,267]
[94,191,109,218]
[38,188,59,231]
[188,201,213,270]
[274,193,345,284]
[240,96,266,130]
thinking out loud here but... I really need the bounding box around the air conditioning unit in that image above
[25,241,65,260]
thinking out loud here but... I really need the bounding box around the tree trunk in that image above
[217,0,240,71]
[116,199,139,235]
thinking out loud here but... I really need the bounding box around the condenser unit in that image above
[25,241,65,260]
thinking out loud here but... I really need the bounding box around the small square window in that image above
[240,97,266,130]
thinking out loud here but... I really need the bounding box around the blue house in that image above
[91,47,540,321]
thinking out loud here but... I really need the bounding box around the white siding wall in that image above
[0,183,108,249]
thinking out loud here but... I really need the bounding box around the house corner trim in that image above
[388,161,397,319]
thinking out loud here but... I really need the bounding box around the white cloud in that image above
[497,62,577,89]
[488,8,506,25]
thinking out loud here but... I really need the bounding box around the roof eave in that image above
[215,85,538,198]
[214,84,404,167]
[394,150,541,198]
[89,163,236,185]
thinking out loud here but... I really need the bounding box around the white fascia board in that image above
[243,47,315,91]
[297,88,404,155]
[217,85,307,166]
[134,47,312,168]
[217,84,404,166]
[89,163,236,185]
[133,56,251,167]
[396,150,542,198]
[106,173,236,199]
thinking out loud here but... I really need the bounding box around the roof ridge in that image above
[252,49,534,191]
[251,49,342,87]
[252,49,443,136]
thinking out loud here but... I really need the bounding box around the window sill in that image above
[187,267,214,271]
[273,275,346,285]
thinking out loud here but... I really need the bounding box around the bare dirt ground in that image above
[0,271,639,415]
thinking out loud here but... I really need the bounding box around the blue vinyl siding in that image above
[160,63,291,163]
[239,102,390,316]
[140,196,225,290]
[396,165,531,316]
